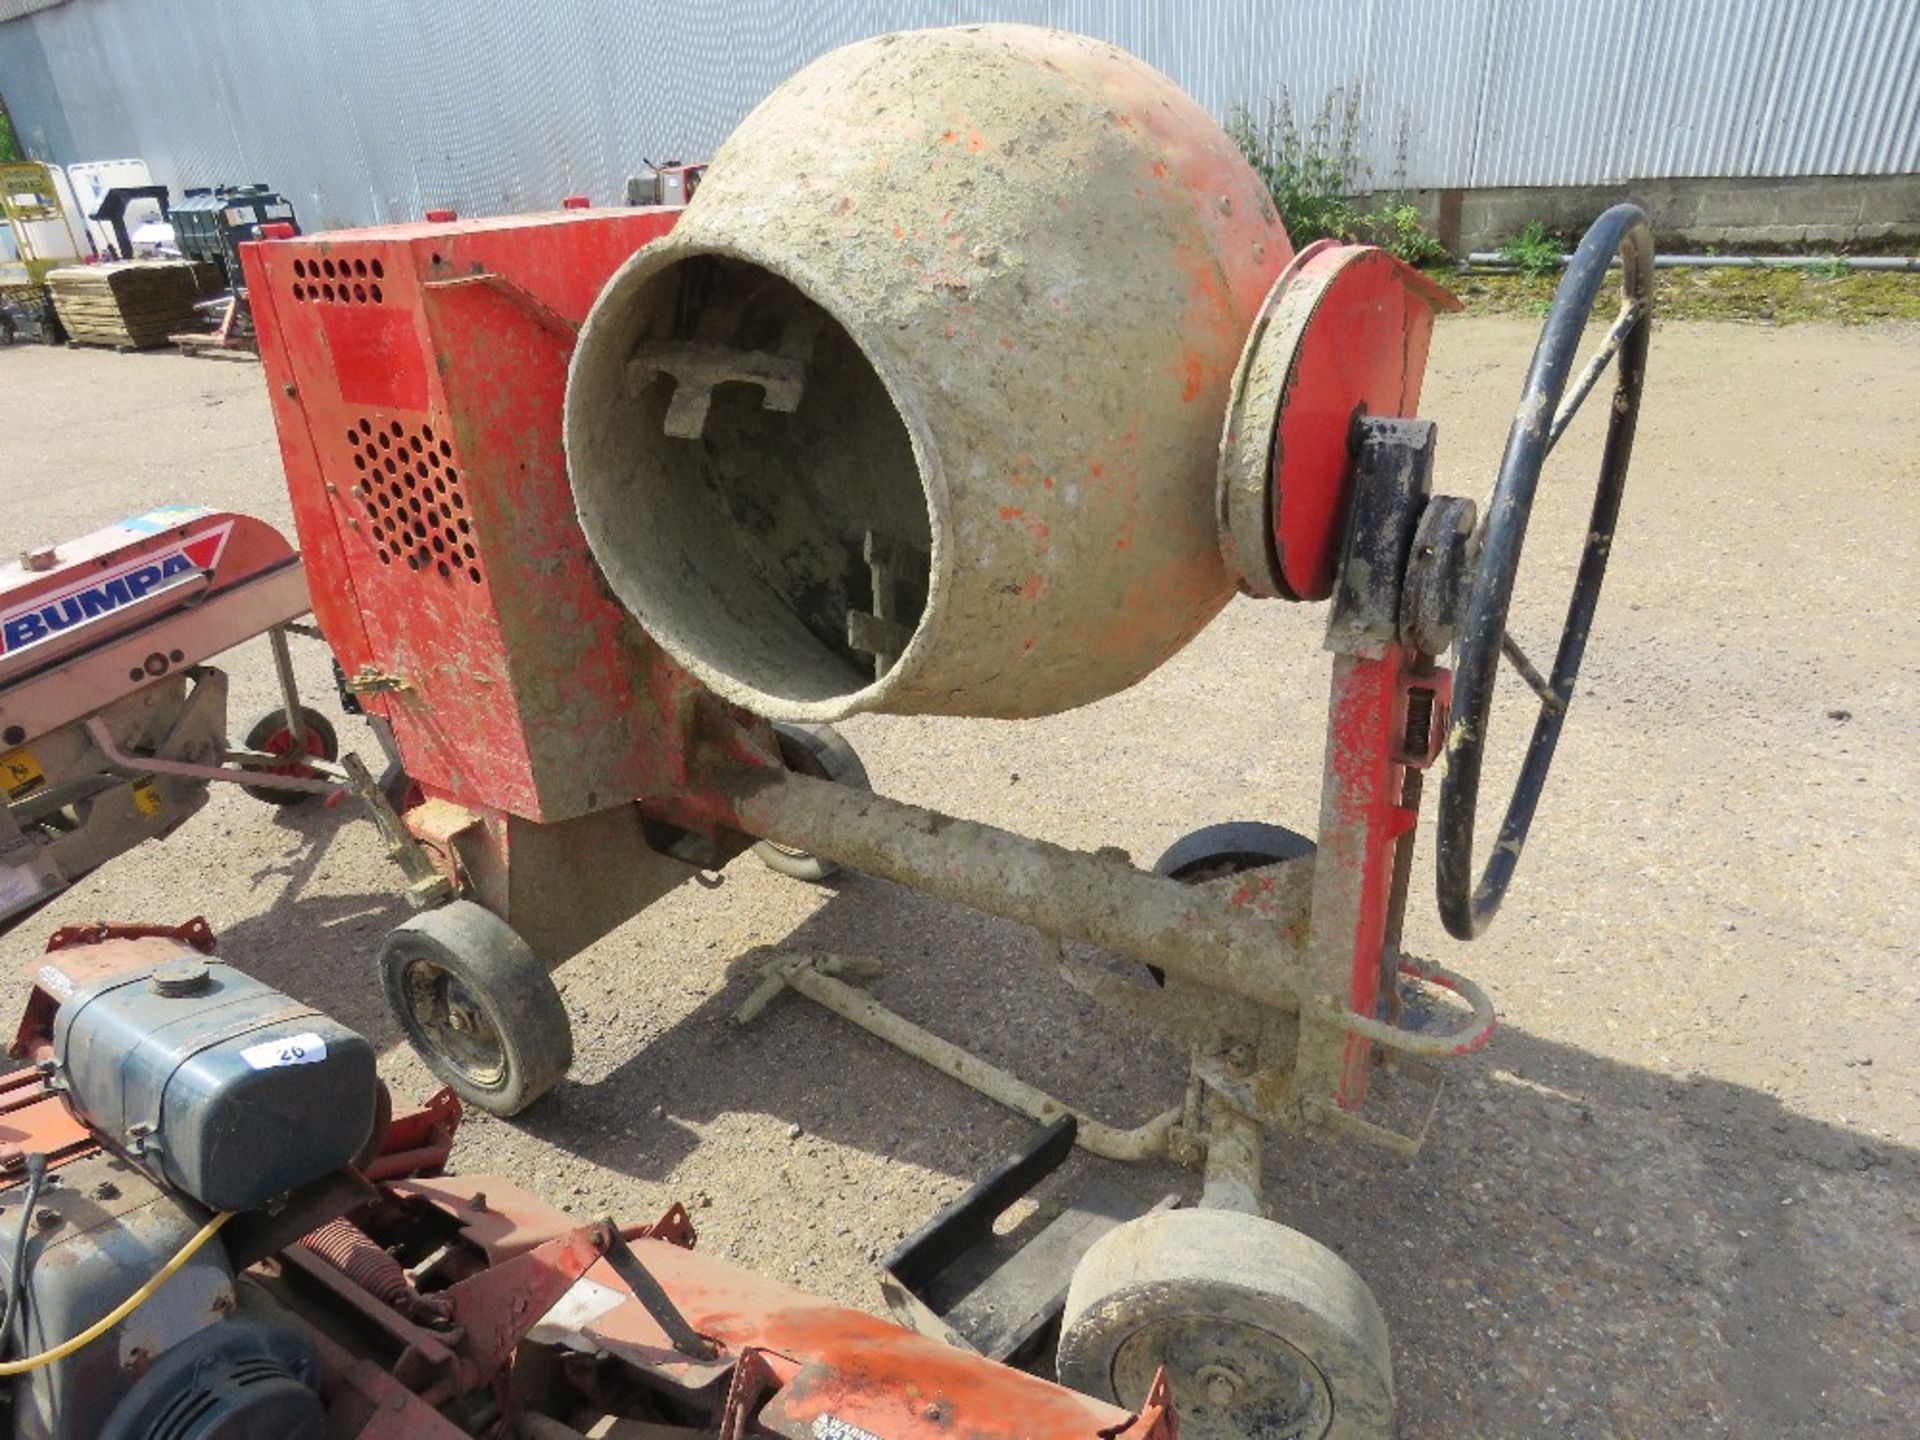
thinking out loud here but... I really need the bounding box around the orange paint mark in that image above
[892,223,905,240]
[1041,475,1055,489]
[997,505,1052,548]
[998,336,1014,351]
[940,131,957,145]
[1151,160,1169,180]
[1019,575,1046,601]
[965,129,985,154]
[1181,352,1204,402]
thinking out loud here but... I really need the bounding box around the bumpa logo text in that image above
[1,524,232,657]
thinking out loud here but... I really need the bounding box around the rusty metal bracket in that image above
[343,753,455,908]
[443,1219,614,1383]
[598,1222,715,1360]
[43,916,216,954]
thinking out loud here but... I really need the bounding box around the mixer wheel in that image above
[1145,823,1316,984]
[1154,822,1317,884]
[238,705,338,805]
[753,722,871,882]
[379,901,573,1116]
[1057,1208,1392,1440]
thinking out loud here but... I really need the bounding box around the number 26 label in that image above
[240,1031,329,1070]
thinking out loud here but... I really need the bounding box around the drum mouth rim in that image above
[565,231,951,723]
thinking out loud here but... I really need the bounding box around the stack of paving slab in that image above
[45,261,218,350]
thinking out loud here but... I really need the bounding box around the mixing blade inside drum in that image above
[583,252,933,708]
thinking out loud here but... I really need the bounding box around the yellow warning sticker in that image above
[131,781,163,817]
[1,747,45,798]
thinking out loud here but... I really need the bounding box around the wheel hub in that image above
[1112,1315,1332,1440]
[403,959,507,1087]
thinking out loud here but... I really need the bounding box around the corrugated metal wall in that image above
[2,0,1914,231]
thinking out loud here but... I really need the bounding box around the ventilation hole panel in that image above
[290,251,391,304]
[345,416,484,586]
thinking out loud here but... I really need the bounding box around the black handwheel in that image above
[752,722,870,882]
[239,705,339,805]
[1436,204,1653,941]
[378,900,573,1116]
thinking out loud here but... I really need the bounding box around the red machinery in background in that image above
[245,27,1652,1439]
[0,922,1174,1440]
[1,508,342,936]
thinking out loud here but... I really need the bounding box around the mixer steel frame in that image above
[666,416,1497,1188]
[246,204,1494,1177]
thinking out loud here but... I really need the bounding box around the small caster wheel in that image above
[238,705,339,805]
[1154,821,1317,884]
[378,900,573,1116]
[1144,822,1316,983]
[752,722,870,882]
[1057,1208,1393,1440]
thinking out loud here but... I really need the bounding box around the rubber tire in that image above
[238,705,339,806]
[1058,1208,1393,1440]
[378,901,573,1117]
[752,723,870,882]
[1144,822,1316,984]
[1153,821,1317,882]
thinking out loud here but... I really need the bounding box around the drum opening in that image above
[569,250,933,713]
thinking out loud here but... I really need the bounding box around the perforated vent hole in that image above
[292,252,389,304]
[347,416,483,586]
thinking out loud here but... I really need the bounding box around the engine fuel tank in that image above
[51,956,376,1213]
[567,25,1290,721]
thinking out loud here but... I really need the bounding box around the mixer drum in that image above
[567,25,1290,720]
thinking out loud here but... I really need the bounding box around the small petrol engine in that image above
[2,927,376,1440]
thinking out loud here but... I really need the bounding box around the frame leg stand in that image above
[735,948,1179,1164]
[1199,1096,1265,1216]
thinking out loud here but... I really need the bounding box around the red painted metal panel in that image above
[248,209,689,823]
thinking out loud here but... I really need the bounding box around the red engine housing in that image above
[247,209,698,825]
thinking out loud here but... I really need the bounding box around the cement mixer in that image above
[256,25,1652,1439]
[565,26,1651,1437]
[567,27,1285,721]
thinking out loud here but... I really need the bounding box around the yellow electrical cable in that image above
[0,1209,235,1377]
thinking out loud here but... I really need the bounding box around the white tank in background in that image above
[65,158,168,257]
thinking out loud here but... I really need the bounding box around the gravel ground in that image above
[3,314,1916,1438]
